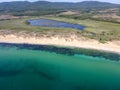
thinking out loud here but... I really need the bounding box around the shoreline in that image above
[0,33,120,54]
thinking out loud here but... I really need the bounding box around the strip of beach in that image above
[0,31,119,54]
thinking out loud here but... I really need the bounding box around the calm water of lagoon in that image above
[28,18,85,30]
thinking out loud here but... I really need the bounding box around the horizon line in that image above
[0,0,119,5]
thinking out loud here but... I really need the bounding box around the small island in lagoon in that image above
[0,0,120,90]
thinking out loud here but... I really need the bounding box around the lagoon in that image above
[28,18,85,30]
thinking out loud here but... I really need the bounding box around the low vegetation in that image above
[0,15,120,43]
[0,1,119,43]
[42,16,120,42]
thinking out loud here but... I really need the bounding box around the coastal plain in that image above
[0,16,119,53]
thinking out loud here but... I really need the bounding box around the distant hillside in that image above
[0,1,120,16]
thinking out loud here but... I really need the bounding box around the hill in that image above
[0,1,120,16]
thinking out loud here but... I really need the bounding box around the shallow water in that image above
[0,44,120,90]
[28,18,85,30]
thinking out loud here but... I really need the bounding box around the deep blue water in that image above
[28,18,85,30]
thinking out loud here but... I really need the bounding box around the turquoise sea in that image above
[0,43,120,90]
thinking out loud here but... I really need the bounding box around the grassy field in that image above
[0,16,120,42]
[0,17,79,33]
[41,16,120,42]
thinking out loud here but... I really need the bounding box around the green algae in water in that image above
[0,46,120,90]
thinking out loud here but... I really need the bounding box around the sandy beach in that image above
[0,32,119,54]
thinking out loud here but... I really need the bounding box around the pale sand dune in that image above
[0,34,120,53]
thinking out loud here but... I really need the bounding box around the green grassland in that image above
[0,17,78,33]
[33,16,120,42]
[0,16,120,43]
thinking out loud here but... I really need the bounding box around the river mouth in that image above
[28,18,86,30]
[0,43,120,90]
